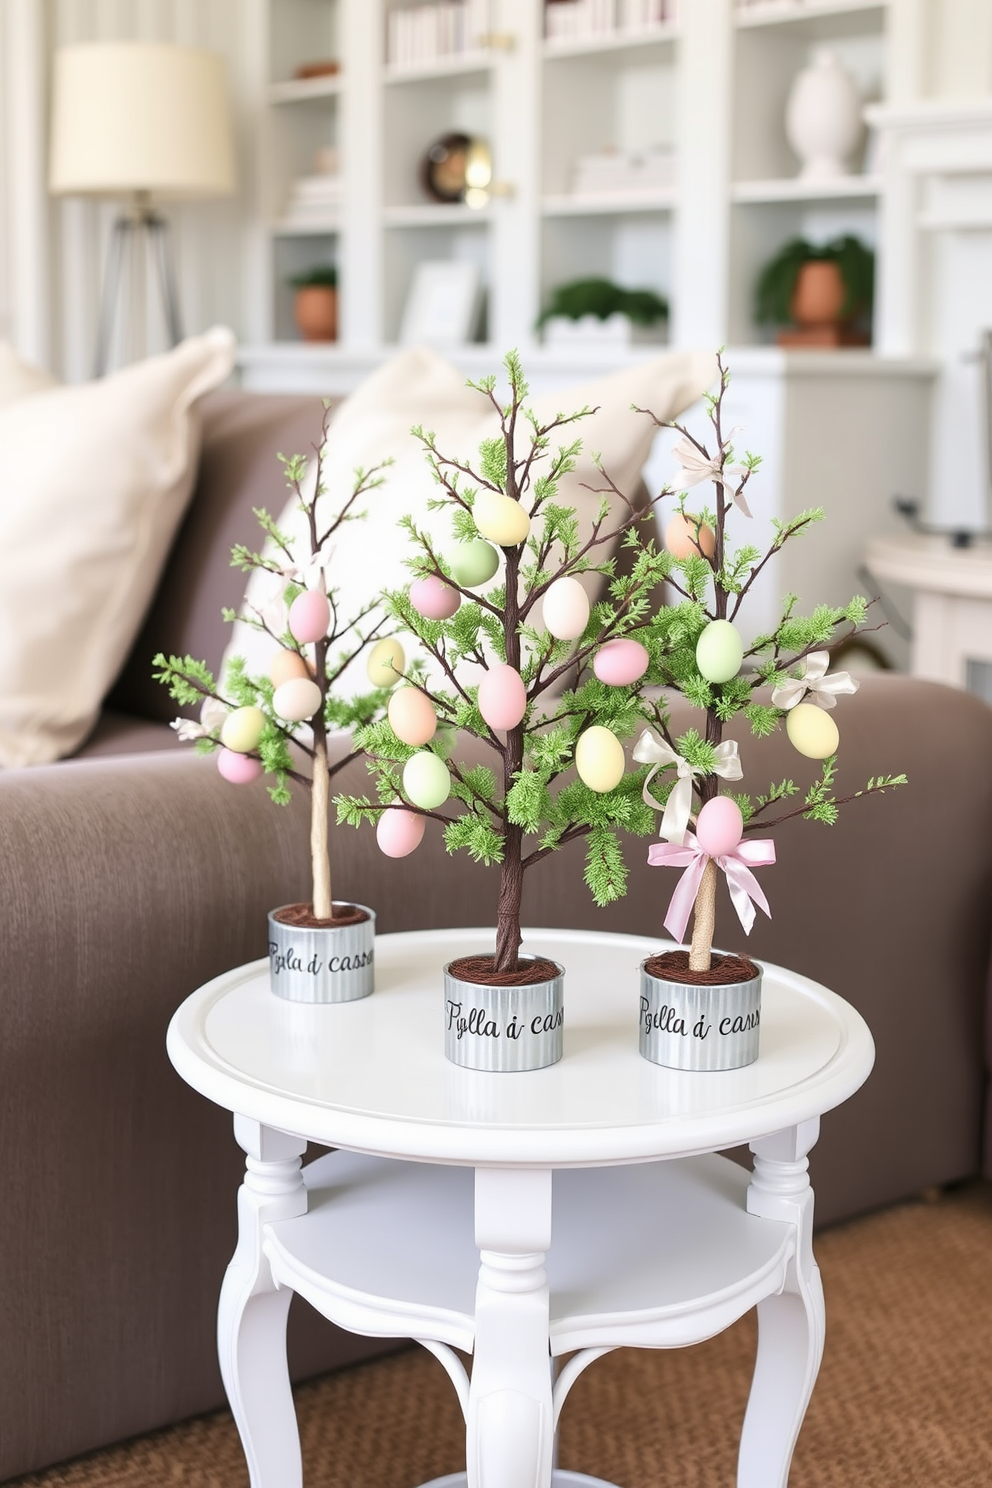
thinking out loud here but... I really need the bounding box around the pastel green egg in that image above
[448,538,499,588]
[575,725,625,793]
[473,491,531,547]
[402,751,451,810]
[695,619,744,684]
[220,705,266,754]
[786,701,840,760]
[367,637,406,688]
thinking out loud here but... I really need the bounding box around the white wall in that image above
[0,0,259,379]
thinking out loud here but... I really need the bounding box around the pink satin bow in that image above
[647,832,776,943]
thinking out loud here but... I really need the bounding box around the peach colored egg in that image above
[542,576,590,641]
[217,748,262,785]
[575,726,625,793]
[695,796,744,858]
[388,686,437,746]
[410,575,461,620]
[288,589,331,644]
[273,676,322,723]
[478,664,527,731]
[593,638,649,687]
[220,705,266,753]
[376,806,427,859]
[665,512,716,560]
[269,649,311,689]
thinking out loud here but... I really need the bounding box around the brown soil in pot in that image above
[447,954,561,987]
[273,902,369,930]
[643,949,759,986]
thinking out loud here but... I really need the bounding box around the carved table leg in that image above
[738,1118,825,1488]
[467,1168,554,1488]
[218,1115,308,1488]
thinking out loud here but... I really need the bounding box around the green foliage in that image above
[754,235,874,325]
[536,277,669,329]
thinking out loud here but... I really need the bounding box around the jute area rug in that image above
[13,1180,992,1488]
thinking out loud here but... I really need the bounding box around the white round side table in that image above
[167,927,874,1488]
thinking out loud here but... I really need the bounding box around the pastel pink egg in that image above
[478,664,527,731]
[376,806,426,859]
[695,796,744,858]
[217,748,263,785]
[288,590,331,644]
[410,575,461,620]
[593,638,650,687]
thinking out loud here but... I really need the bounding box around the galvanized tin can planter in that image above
[268,903,375,1004]
[443,955,564,1072]
[639,958,761,1071]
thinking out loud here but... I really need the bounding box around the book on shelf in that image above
[544,0,674,41]
[387,0,495,68]
[572,145,675,196]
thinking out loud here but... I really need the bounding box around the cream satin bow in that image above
[771,651,860,711]
[632,729,743,845]
[670,435,752,518]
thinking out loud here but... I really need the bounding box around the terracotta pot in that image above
[789,260,845,328]
[293,285,338,342]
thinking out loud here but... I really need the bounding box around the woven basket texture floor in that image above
[11,1179,992,1488]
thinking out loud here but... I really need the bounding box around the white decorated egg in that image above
[402,751,451,810]
[376,805,426,859]
[786,701,839,760]
[575,725,625,793]
[388,686,437,746]
[367,638,406,688]
[665,513,716,560]
[273,676,322,723]
[448,539,499,587]
[695,796,744,858]
[269,649,311,689]
[220,705,266,754]
[473,491,531,547]
[410,575,461,620]
[477,664,527,731]
[288,589,331,644]
[542,577,590,640]
[217,748,263,785]
[593,638,649,687]
[695,620,744,684]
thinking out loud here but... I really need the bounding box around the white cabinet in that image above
[246,0,906,375]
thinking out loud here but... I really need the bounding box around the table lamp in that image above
[49,42,236,374]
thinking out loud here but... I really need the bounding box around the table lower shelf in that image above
[422,1474,617,1488]
[264,1151,794,1357]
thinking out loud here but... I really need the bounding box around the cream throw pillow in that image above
[0,342,59,410]
[0,328,235,767]
[224,346,713,693]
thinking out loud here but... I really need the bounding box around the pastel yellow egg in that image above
[269,649,311,689]
[473,491,531,547]
[367,637,406,688]
[786,702,840,760]
[220,705,266,754]
[402,751,451,810]
[273,676,322,723]
[575,725,625,793]
[388,686,437,747]
[695,619,744,684]
[542,576,590,641]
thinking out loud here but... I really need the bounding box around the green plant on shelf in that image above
[755,234,874,327]
[286,263,338,289]
[537,276,669,329]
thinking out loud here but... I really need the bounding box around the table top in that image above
[866,530,992,599]
[167,928,874,1167]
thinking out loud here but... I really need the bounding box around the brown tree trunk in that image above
[689,858,717,972]
[493,466,525,974]
[310,637,332,921]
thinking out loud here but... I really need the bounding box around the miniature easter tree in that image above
[153,404,395,925]
[629,350,905,976]
[337,351,683,978]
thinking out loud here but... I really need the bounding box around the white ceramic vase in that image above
[785,51,863,181]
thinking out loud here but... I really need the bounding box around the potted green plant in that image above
[288,263,338,342]
[754,235,873,346]
[154,404,395,1004]
[537,276,669,346]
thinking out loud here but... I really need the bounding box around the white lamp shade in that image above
[49,42,236,198]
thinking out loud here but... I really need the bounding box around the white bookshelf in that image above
[245,0,915,363]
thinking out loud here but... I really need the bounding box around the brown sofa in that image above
[2,388,991,1481]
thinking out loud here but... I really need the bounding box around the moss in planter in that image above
[537,277,669,329]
